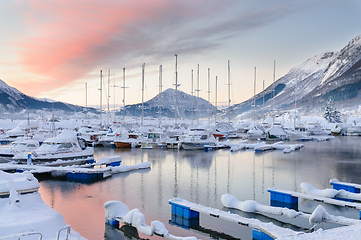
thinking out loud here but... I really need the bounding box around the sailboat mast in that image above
[122,68,126,121]
[85,83,88,123]
[108,69,110,127]
[272,60,276,125]
[215,76,218,123]
[262,80,265,122]
[175,54,178,125]
[207,68,211,122]
[113,72,116,122]
[253,67,256,124]
[191,69,194,124]
[159,65,163,126]
[228,60,231,123]
[196,64,200,123]
[141,63,145,126]
[99,70,103,125]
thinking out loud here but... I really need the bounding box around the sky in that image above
[0,0,361,109]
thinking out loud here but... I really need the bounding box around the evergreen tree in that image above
[323,99,342,123]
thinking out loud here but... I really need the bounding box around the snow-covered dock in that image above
[301,136,334,142]
[228,140,304,153]
[0,157,151,183]
[169,197,301,239]
[301,182,361,202]
[330,178,361,193]
[104,201,198,240]
[268,187,361,213]
[221,194,361,227]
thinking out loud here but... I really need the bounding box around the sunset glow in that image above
[0,0,360,107]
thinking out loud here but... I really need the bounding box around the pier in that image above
[169,198,299,240]
[0,156,151,183]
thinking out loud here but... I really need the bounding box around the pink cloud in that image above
[17,0,173,89]
[14,0,295,97]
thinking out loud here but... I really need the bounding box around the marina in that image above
[0,2,360,240]
[0,135,355,240]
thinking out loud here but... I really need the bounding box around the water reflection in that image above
[36,137,361,240]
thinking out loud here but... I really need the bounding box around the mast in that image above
[52,102,55,137]
[174,54,178,125]
[99,70,103,125]
[113,73,116,122]
[107,69,110,127]
[158,65,163,126]
[215,76,218,123]
[228,60,231,123]
[262,80,265,122]
[111,72,118,123]
[122,68,126,121]
[191,69,194,124]
[196,64,200,123]
[207,68,211,122]
[272,60,276,125]
[141,63,145,126]
[85,83,88,123]
[253,67,256,125]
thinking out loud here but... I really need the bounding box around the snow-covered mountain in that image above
[229,33,361,118]
[124,88,217,119]
[0,79,87,113]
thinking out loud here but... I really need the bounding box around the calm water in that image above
[38,136,361,240]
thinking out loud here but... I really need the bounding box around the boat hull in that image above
[114,141,132,148]
[181,142,216,150]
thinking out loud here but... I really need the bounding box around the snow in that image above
[0,171,39,193]
[278,224,361,240]
[96,156,122,165]
[309,205,331,225]
[104,200,198,240]
[301,181,361,201]
[0,170,85,240]
[170,197,300,238]
[111,162,151,173]
[43,129,78,143]
[301,182,339,198]
[221,194,301,218]
[123,208,153,236]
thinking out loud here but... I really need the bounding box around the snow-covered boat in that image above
[306,123,328,135]
[247,126,266,140]
[0,138,40,162]
[330,124,342,135]
[180,129,218,150]
[92,127,117,147]
[6,120,39,139]
[113,130,141,148]
[13,130,94,163]
[77,125,103,145]
[347,125,361,136]
[140,131,165,149]
[265,125,289,141]
[0,170,86,240]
